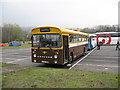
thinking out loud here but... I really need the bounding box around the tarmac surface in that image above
[70,45,119,73]
[1,48,41,67]
[1,45,119,73]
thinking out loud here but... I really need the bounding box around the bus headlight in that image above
[33,49,36,53]
[34,54,36,57]
[54,55,58,59]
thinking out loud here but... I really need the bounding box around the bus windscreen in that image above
[32,34,62,48]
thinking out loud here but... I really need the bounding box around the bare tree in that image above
[2,24,24,43]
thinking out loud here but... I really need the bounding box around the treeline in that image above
[0,24,119,43]
[1,24,31,43]
[81,25,118,33]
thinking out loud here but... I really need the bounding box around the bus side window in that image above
[69,34,73,42]
[74,35,78,42]
[78,35,80,42]
[73,35,76,42]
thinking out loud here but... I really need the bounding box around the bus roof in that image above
[32,26,88,36]
[96,32,119,34]
[88,34,97,36]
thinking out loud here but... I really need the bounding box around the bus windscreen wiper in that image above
[48,45,52,50]
[38,46,40,49]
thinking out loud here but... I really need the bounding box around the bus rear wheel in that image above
[83,47,87,56]
[69,52,74,63]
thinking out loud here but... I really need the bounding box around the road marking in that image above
[2,48,30,53]
[7,59,25,63]
[90,56,118,59]
[105,68,108,69]
[5,58,12,59]
[69,47,96,70]
[85,59,118,63]
[77,64,119,68]
[7,57,31,63]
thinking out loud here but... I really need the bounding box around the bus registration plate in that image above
[42,61,49,63]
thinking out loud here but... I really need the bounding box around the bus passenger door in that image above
[63,36,69,64]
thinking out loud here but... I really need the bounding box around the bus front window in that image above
[32,34,61,48]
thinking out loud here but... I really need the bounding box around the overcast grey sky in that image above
[1,0,119,28]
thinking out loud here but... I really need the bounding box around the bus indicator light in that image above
[55,52,59,54]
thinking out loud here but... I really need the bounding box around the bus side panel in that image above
[69,43,88,62]
[31,49,64,65]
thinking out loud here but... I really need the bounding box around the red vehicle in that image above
[0,43,6,47]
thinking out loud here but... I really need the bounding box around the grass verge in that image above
[0,62,17,67]
[2,67,119,88]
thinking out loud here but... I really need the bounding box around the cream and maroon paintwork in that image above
[32,42,88,65]
[31,26,88,65]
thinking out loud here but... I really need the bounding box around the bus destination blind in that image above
[40,28,50,32]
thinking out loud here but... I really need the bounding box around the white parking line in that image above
[2,48,30,53]
[86,59,118,63]
[7,57,31,63]
[77,64,119,68]
[69,48,96,70]
[5,58,13,60]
